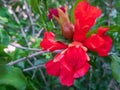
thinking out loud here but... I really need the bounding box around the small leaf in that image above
[0,16,8,23]
[108,25,120,33]
[0,44,11,64]
[30,0,40,14]
[86,29,97,37]
[111,55,120,83]
[0,66,27,90]
[0,29,9,45]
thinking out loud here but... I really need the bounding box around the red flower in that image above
[40,1,112,87]
[74,2,101,42]
[45,41,90,86]
[40,32,67,51]
[48,7,65,20]
[84,27,112,56]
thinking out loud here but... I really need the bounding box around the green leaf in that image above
[0,29,9,45]
[108,25,120,33]
[86,29,98,37]
[30,0,40,14]
[111,55,120,83]
[0,66,27,90]
[0,44,11,64]
[0,16,8,23]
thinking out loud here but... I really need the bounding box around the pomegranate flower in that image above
[40,31,90,86]
[40,1,112,86]
[45,41,90,86]
[83,27,112,56]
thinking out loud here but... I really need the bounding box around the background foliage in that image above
[0,0,120,90]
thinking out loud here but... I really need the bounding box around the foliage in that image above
[0,0,120,90]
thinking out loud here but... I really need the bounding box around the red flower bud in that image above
[52,6,74,39]
[61,22,74,39]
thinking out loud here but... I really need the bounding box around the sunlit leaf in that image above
[111,55,120,83]
[0,66,27,90]
[0,29,9,45]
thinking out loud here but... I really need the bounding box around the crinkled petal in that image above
[74,2,101,41]
[40,32,67,51]
[74,2,101,28]
[97,27,109,36]
[96,36,112,56]
[74,62,90,78]
[40,32,55,50]
[44,31,55,39]
[73,20,89,41]
[84,34,112,56]
[60,61,74,86]
[49,41,68,52]
[84,34,105,50]
[45,59,61,76]
[64,46,88,68]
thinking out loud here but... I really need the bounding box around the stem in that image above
[10,43,41,51]
[23,64,44,72]
[7,50,48,66]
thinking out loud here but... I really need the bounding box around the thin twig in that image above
[7,50,48,66]
[33,57,48,85]
[4,2,30,47]
[39,68,48,86]
[24,0,35,36]
[7,50,61,66]
[36,28,44,38]
[23,64,44,72]
[32,70,36,79]
[10,43,41,51]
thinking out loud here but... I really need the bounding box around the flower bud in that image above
[52,6,74,39]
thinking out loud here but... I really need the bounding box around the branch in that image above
[10,43,41,51]
[24,0,35,36]
[23,64,44,72]
[7,50,48,66]
[7,50,61,66]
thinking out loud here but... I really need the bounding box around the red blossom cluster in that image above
[40,1,112,86]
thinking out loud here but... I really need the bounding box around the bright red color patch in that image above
[40,1,112,87]
[74,2,101,42]
[48,7,65,20]
[84,27,112,56]
[45,42,90,86]
[40,32,67,51]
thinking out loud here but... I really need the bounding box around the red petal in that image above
[74,62,90,78]
[44,31,55,39]
[64,46,88,68]
[59,61,74,86]
[74,2,101,41]
[48,7,65,20]
[45,60,61,76]
[97,27,109,36]
[40,32,55,50]
[84,34,105,50]
[73,20,89,41]
[84,34,112,56]
[53,53,64,62]
[40,32,67,51]
[96,36,112,56]
[49,41,68,52]
[74,2,101,28]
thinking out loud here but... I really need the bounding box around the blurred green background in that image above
[0,0,120,90]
